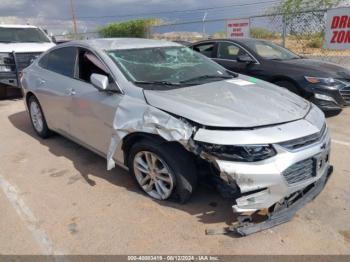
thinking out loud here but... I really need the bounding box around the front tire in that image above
[28,96,51,138]
[128,139,197,203]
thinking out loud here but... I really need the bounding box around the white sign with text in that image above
[324,7,350,49]
[226,18,250,38]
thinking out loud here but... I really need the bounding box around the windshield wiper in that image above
[180,74,233,84]
[134,80,181,86]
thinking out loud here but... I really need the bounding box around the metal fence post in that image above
[282,16,287,47]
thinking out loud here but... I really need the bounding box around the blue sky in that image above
[0,0,349,36]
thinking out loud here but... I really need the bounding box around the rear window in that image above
[39,47,76,78]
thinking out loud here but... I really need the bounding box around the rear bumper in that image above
[234,165,333,236]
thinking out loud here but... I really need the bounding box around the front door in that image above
[68,48,123,155]
[213,41,259,77]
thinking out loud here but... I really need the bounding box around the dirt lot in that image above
[0,99,350,255]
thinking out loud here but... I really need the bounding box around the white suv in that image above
[0,24,55,98]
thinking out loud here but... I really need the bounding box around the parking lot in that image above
[0,99,349,255]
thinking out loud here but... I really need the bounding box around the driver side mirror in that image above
[237,54,255,64]
[90,73,109,91]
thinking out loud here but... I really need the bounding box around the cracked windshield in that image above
[108,46,233,89]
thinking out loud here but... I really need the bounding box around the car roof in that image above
[194,37,269,45]
[0,24,39,29]
[69,38,182,51]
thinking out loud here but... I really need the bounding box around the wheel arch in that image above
[121,132,188,166]
[121,132,167,165]
[25,91,36,108]
[270,76,306,96]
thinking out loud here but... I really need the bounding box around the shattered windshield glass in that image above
[108,46,233,89]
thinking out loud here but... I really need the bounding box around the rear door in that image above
[35,46,78,133]
[68,48,123,155]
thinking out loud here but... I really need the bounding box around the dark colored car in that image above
[190,38,350,112]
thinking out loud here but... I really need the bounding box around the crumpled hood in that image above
[0,42,55,53]
[144,77,310,128]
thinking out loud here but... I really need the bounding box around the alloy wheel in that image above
[133,151,175,200]
[30,100,44,133]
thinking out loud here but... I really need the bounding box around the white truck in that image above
[0,24,55,98]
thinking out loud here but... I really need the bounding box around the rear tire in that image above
[28,95,51,138]
[128,139,197,203]
[274,80,300,95]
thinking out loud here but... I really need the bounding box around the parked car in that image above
[0,24,55,99]
[21,38,332,235]
[190,38,350,112]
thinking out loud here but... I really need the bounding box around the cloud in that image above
[0,0,26,9]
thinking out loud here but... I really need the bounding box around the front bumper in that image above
[234,165,333,236]
[307,84,350,111]
[201,122,332,235]
[214,131,331,214]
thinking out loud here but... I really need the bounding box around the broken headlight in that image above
[199,143,276,162]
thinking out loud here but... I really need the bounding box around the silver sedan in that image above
[21,38,332,235]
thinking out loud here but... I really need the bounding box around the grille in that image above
[340,86,350,105]
[283,158,315,184]
[14,52,42,72]
[279,124,327,151]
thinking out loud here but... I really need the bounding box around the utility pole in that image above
[70,0,78,38]
[202,12,208,37]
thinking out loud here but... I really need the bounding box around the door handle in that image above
[38,78,46,86]
[66,88,76,96]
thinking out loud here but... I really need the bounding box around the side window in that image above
[217,42,247,60]
[192,43,215,58]
[77,49,109,83]
[40,47,76,78]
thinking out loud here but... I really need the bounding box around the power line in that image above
[76,0,280,20]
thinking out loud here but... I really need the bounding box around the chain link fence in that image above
[52,8,350,68]
[150,9,350,68]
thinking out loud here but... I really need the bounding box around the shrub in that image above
[307,37,323,48]
[99,19,159,38]
[250,27,278,39]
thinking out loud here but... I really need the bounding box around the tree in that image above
[99,18,162,38]
[268,0,344,48]
[270,0,344,21]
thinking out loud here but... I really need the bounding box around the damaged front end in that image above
[194,112,333,236]
[106,89,331,236]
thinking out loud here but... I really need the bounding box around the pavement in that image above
[0,99,349,255]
